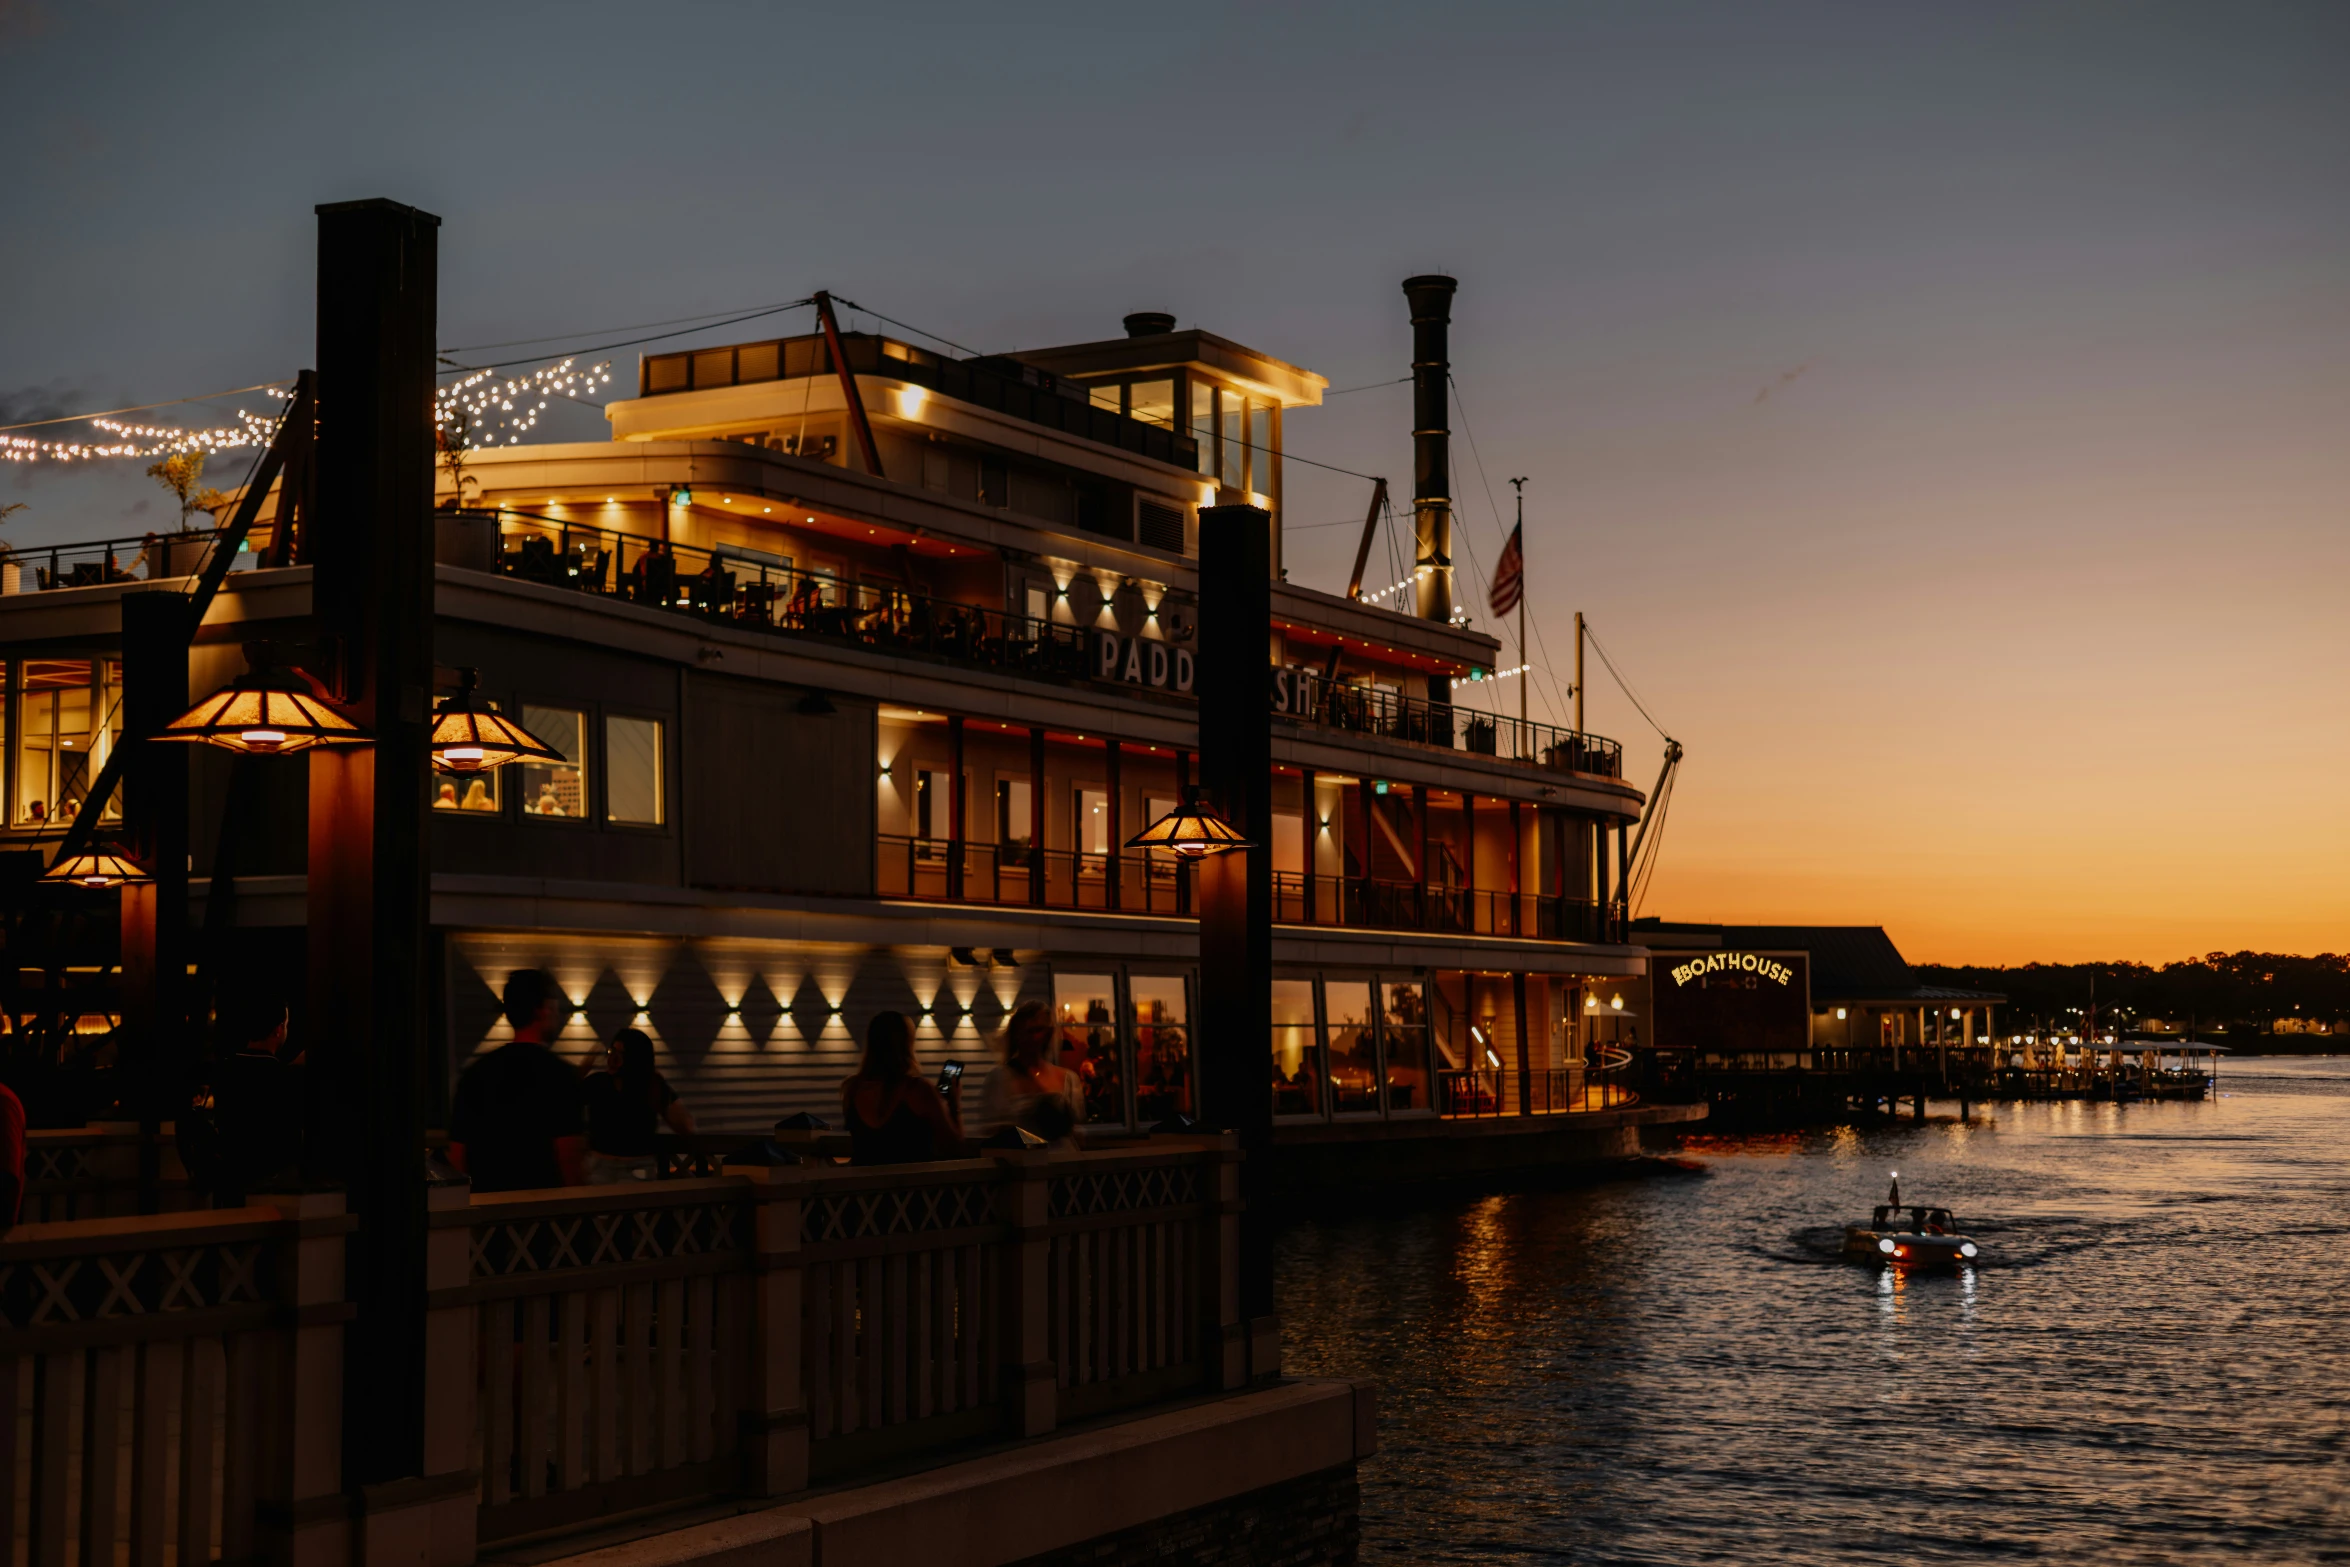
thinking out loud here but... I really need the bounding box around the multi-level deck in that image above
[0,312,1699,1170]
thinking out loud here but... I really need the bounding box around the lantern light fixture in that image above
[154,653,365,756]
[430,669,566,775]
[42,851,151,889]
[1122,786,1252,860]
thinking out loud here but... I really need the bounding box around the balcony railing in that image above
[1437,1048,1637,1119]
[877,835,1621,943]
[1288,676,1623,780]
[0,527,268,595]
[638,330,1201,471]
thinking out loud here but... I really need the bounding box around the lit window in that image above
[1271,978,1321,1117]
[518,706,587,819]
[1130,975,1191,1122]
[430,768,499,813]
[14,660,117,826]
[1128,379,1174,430]
[1325,980,1377,1115]
[606,716,664,826]
[1380,981,1432,1113]
[1054,972,1124,1126]
[1190,381,1215,478]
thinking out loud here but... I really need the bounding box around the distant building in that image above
[1628,920,2005,1068]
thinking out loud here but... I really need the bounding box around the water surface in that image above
[1277,1056,2350,1564]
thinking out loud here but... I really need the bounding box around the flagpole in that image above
[1508,478,1529,744]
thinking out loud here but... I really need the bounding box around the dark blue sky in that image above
[5,0,2345,958]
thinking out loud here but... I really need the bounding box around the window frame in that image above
[600,707,669,833]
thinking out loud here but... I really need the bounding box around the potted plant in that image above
[0,502,22,594]
[143,453,228,578]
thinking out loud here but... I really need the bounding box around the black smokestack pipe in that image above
[1404,274,1456,702]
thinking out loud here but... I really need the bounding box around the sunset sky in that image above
[5,1,2343,964]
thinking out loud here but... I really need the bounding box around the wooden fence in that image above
[0,1194,351,1567]
[2,1136,1242,1566]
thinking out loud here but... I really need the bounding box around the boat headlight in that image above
[1878,1238,1896,1255]
[1960,1242,1979,1259]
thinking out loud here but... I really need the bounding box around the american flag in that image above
[1489,522,1524,618]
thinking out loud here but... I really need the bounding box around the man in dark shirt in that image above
[448,969,586,1192]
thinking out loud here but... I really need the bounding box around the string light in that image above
[434,358,612,449]
[2,401,285,464]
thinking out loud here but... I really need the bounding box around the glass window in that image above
[606,716,664,826]
[1075,787,1109,857]
[1130,976,1191,1123]
[1053,972,1125,1127]
[1325,979,1379,1115]
[1089,382,1124,415]
[1249,405,1273,499]
[519,705,587,819]
[1270,978,1321,1118]
[1142,793,1178,884]
[15,660,115,826]
[997,777,1032,862]
[1231,392,1250,491]
[1190,381,1215,477]
[431,767,499,814]
[1380,979,1433,1113]
[1129,379,1174,430]
[1269,811,1303,876]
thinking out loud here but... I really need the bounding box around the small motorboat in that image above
[1842,1172,1981,1269]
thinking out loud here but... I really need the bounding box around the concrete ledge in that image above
[786,1380,1360,1567]
[533,1381,1369,1567]
[539,1512,812,1567]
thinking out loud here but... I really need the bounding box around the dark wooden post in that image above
[1027,726,1047,906]
[307,198,439,1502]
[118,588,191,1210]
[1194,504,1275,1379]
[1512,972,1533,1115]
[1461,789,1474,932]
[1298,765,1316,925]
[1414,784,1430,931]
[946,715,965,900]
[1508,798,1523,938]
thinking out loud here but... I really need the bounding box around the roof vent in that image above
[1123,311,1177,338]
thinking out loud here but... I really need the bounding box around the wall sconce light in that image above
[1836,1008,1848,1020]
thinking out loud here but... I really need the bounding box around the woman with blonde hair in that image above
[980,1000,1087,1144]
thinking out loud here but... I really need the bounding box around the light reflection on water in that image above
[1276,1056,2350,1564]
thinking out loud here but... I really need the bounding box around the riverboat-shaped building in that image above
[0,286,1697,1175]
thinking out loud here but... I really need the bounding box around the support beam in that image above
[118,589,191,1211]
[1194,505,1275,1376]
[309,197,439,1490]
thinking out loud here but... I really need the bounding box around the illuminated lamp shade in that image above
[42,851,151,889]
[430,669,566,775]
[1122,786,1252,860]
[154,662,366,756]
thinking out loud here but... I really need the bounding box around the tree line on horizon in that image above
[1912,951,2350,1033]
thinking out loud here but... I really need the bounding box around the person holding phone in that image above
[841,1011,965,1165]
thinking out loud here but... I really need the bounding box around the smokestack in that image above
[1403,275,1457,689]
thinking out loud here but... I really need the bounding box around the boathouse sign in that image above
[1652,949,1811,1057]
[1667,952,1797,988]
